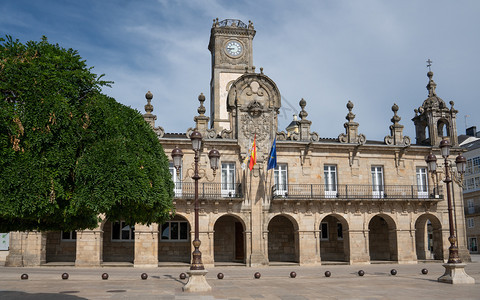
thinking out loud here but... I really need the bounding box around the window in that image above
[473,157,480,174]
[161,221,189,241]
[416,167,428,198]
[371,166,384,198]
[321,222,329,240]
[467,178,475,190]
[274,164,288,196]
[337,223,343,240]
[324,165,337,198]
[169,162,182,197]
[475,177,480,189]
[221,163,236,197]
[467,199,475,214]
[468,237,478,253]
[61,231,77,241]
[467,218,474,228]
[112,221,135,241]
[466,159,473,175]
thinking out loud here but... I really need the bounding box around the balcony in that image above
[465,206,480,215]
[272,184,443,201]
[173,182,243,200]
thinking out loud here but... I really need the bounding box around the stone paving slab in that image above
[0,260,479,299]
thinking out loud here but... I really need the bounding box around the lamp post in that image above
[171,129,220,292]
[425,139,474,284]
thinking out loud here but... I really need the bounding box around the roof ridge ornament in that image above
[384,103,410,146]
[338,100,366,145]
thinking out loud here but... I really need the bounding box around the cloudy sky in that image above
[2,0,479,141]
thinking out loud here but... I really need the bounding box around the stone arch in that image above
[319,214,350,262]
[414,213,444,261]
[437,119,450,137]
[213,214,246,263]
[368,214,398,261]
[158,214,191,263]
[102,218,135,263]
[46,231,76,263]
[267,214,299,263]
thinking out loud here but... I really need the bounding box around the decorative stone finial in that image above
[144,91,153,114]
[260,67,263,74]
[345,100,355,122]
[197,93,206,116]
[299,98,308,120]
[391,103,401,124]
[338,100,365,145]
[385,103,410,146]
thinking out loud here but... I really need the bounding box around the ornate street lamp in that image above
[425,139,474,284]
[171,128,220,292]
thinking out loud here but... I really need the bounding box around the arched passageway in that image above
[158,215,191,263]
[214,215,245,263]
[368,215,398,261]
[46,231,76,263]
[268,215,298,263]
[102,220,135,263]
[319,215,349,262]
[415,214,443,260]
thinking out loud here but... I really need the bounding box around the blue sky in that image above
[2,0,479,141]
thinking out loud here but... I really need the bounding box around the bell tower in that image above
[208,18,256,132]
[412,71,459,146]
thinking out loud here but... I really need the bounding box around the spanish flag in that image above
[249,135,257,171]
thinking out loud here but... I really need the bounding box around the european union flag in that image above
[267,138,277,170]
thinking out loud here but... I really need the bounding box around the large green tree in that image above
[0,36,174,232]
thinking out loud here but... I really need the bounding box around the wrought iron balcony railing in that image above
[272,184,443,201]
[173,182,243,200]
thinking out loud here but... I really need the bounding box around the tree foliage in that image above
[0,36,174,232]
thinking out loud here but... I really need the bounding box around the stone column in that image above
[134,223,158,268]
[348,229,370,264]
[396,229,417,264]
[23,231,46,266]
[75,229,103,267]
[6,231,46,267]
[249,166,269,266]
[5,232,25,267]
[199,230,214,268]
[298,230,318,265]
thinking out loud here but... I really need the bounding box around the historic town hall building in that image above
[4,19,471,267]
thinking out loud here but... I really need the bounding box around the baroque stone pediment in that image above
[227,72,281,156]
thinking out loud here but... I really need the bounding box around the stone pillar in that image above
[348,229,370,264]
[75,229,103,267]
[5,232,25,267]
[298,230,318,265]
[23,231,46,266]
[134,223,158,268]
[249,166,269,266]
[6,231,46,267]
[199,230,214,268]
[396,229,417,264]
[244,230,252,265]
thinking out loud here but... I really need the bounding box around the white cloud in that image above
[2,0,480,140]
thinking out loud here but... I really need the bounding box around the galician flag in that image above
[249,135,257,171]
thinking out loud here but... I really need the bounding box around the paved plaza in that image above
[1,257,479,299]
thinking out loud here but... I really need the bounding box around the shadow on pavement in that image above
[0,291,88,299]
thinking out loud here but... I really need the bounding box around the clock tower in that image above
[208,18,256,132]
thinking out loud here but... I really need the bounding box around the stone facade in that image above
[4,18,471,267]
[460,130,480,254]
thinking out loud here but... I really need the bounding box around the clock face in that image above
[225,40,243,57]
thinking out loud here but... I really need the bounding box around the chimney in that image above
[466,126,477,137]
